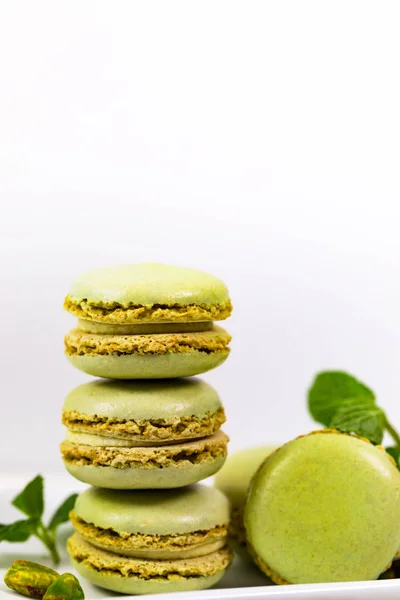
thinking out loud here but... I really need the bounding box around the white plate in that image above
[1,474,399,600]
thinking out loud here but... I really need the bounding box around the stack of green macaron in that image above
[61,263,234,594]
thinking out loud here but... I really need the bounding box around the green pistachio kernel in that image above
[43,573,84,600]
[4,560,59,598]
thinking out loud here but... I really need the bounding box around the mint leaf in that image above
[3,477,80,565]
[330,400,385,444]
[386,446,400,465]
[48,494,78,533]
[12,475,44,518]
[308,371,375,426]
[0,518,37,542]
[308,370,400,465]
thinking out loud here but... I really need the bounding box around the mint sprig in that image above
[12,475,44,519]
[308,371,375,426]
[0,475,77,565]
[330,400,386,445]
[0,519,37,543]
[385,446,400,463]
[308,371,400,464]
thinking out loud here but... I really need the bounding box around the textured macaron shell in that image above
[63,378,222,421]
[63,378,225,446]
[245,431,400,584]
[65,326,230,356]
[69,534,231,595]
[64,457,227,490]
[62,429,228,489]
[74,485,230,535]
[66,263,230,308]
[66,431,154,447]
[66,351,229,379]
[71,557,225,595]
[214,445,279,509]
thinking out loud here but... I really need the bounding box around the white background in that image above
[1,1,400,474]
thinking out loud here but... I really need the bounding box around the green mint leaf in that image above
[12,475,44,519]
[0,518,38,542]
[308,371,375,426]
[385,446,400,465]
[48,494,78,533]
[330,400,385,444]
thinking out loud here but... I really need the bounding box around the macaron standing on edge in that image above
[214,445,279,550]
[67,485,233,594]
[63,263,232,379]
[245,430,400,584]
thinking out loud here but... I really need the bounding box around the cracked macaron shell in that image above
[64,263,232,323]
[245,430,400,584]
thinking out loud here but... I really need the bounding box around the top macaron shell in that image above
[65,263,231,321]
[74,485,230,536]
[245,431,400,584]
[63,377,222,423]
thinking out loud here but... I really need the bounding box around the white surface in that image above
[1,1,400,472]
[1,474,400,600]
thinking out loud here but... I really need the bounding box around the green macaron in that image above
[245,430,400,584]
[61,378,228,489]
[68,485,233,594]
[214,445,279,549]
[64,263,232,379]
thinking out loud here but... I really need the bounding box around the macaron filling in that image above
[61,431,229,469]
[62,407,226,443]
[77,319,214,335]
[64,297,232,324]
[65,431,174,448]
[64,326,231,357]
[68,533,232,580]
[70,512,228,560]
